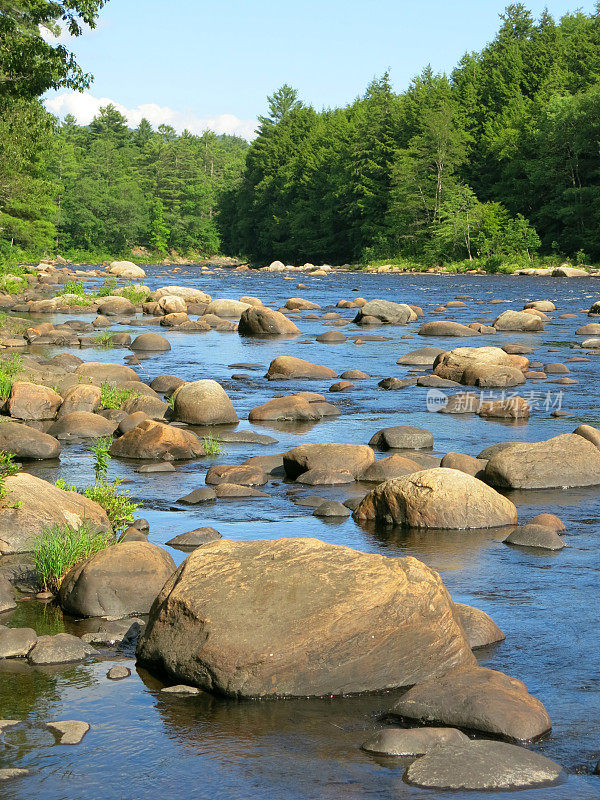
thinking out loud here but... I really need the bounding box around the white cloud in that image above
[45,91,257,140]
[39,20,99,44]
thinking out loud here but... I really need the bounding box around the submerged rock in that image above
[137,538,474,698]
[503,524,565,550]
[361,726,468,757]
[283,443,374,479]
[27,633,97,665]
[46,720,90,745]
[404,740,562,791]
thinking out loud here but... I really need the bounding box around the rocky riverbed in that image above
[0,262,599,798]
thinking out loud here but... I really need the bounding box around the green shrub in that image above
[119,285,148,304]
[0,451,19,502]
[95,278,117,297]
[0,353,23,400]
[0,275,26,294]
[90,435,112,483]
[84,480,140,534]
[202,431,225,456]
[99,382,138,409]
[93,331,114,349]
[33,521,114,592]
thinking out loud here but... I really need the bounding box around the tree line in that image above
[2,2,600,269]
[220,3,600,269]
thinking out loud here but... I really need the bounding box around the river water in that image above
[1,267,600,799]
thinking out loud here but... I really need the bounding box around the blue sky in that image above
[45,0,598,138]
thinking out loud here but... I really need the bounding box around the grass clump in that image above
[0,451,19,503]
[0,353,23,400]
[99,382,138,409]
[33,521,114,593]
[93,331,114,349]
[54,281,93,306]
[95,278,117,297]
[202,431,225,456]
[119,285,148,304]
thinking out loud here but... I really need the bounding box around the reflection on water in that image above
[2,269,600,799]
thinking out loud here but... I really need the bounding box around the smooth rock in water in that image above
[0,420,61,460]
[354,468,517,529]
[524,300,555,312]
[283,443,374,479]
[397,347,446,366]
[173,379,238,425]
[360,455,422,482]
[440,452,486,479]
[46,720,90,745]
[418,321,477,337]
[48,411,118,439]
[313,501,351,517]
[404,740,563,791]
[213,483,269,498]
[58,384,101,416]
[107,260,146,279]
[296,468,355,485]
[454,603,505,649]
[265,356,338,380]
[493,310,544,331]
[136,538,474,698]
[205,464,266,486]
[27,633,97,665]
[97,296,135,316]
[249,393,339,422]
[131,332,171,351]
[0,576,16,612]
[392,665,551,742]
[204,298,250,318]
[150,374,186,394]
[478,396,530,420]
[361,727,468,757]
[340,369,369,380]
[238,307,300,336]
[58,542,176,617]
[0,473,110,555]
[177,487,217,504]
[109,420,205,461]
[0,627,37,658]
[354,300,415,325]
[369,426,433,451]
[75,361,140,384]
[484,433,600,489]
[166,527,222,551]
[503,524,565,550]
[573,423,600,449]
[160,684,201,694]
[8,382,62,420]
[329,380,354,392]
[433,347,519,383]
[316,330,346,343]
[529,513,565,531]
[136,461,175,473]
[107,665,131,680]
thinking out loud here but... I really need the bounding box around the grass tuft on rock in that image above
[202,431,225,456]
[33,521,114,593]
[99,382,139,409]
[0,353,23,399]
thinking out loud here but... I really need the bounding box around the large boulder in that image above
[354,468,517,529]
[484,433,600,489]
[283,443,375,479]
[58,384,101,416]
[109,420,205,460]
[433,347,521,383]
[238,307,300,336]
[173,380,238,425]
[0,473,110,554]
[354,300,415,325]
[265,356,338,380]
[107,260,146,279]
[493,310,544,331]
[157,295,187,315]
[392,665,551,743]
[0,420,61,460]
[137,538,475,698]
[130,333,171,351]
[8,382,62,420]
[58,542,175,617]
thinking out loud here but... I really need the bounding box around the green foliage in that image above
[202,431,225,456]
[0,451,19,502]
[149,199,170,254]
[95,277,117,296]
[90,435,112,483]
[55,280,85,297]
[0,352,23,400]
[99,382,138,410]
[93,330,113,349]
[33,521,113,593]
[83,480,139,534]
[118,284,148,304]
